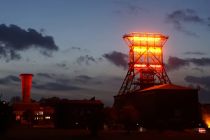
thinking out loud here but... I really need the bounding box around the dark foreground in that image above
[1,127,210,140]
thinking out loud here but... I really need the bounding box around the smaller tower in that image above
[20,74,33,103]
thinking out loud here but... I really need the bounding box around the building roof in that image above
[13,102,42,111]
[141,84,195,92]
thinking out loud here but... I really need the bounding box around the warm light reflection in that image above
[134,64,146,68]
[134,64,162,68]
[150,65,162,68]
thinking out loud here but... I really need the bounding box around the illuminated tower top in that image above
[123,32,168,47]
[118,32,170,95]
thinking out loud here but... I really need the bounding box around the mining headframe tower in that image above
[114,32,202,129]
[118,32,171,95]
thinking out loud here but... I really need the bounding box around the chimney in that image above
[20,74,33,103]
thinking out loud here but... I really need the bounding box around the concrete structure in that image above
[20,74,33,103]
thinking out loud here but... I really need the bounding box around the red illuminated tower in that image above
[20,74,33,103]
[118,32,171,95]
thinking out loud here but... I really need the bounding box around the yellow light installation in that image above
[133,46,162,53]
[150,64,162,68]
[134,64,147,68]
[133,46,147,53]
[128,36,161,42]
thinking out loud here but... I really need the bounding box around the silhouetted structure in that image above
[114,84,201,129]
[0,100,13,135]
[54,98,104,131]
[114,33,202,130]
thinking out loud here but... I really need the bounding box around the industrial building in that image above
[13,74,54,127]
[114,84,201,129]
[12,73,104,128]
[114,32,202,129]
[54,98,104,129]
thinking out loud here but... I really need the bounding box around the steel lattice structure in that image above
[118,32,171,95]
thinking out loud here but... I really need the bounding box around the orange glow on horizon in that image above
[203,115,210,128]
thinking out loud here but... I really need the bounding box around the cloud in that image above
[76,55,97,65]
[165,56,189,71]
[0,24,58,61]
[34,82,82,91]
[0,75,20,85]
[166,56,210,71]
[185,75,210,90]
[188,57,210,66]
[166,9,207,36]
[74,75,93,84]
[113,0,143,16]
[56,62,69,70]
[192,67,204,73]
[36,73,54,79]
[184,51,206,55]
[103,51,128,69]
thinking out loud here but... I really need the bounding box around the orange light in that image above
[149,48,161,53]
[134,64,146,68]
[128,36,161,42]
[133,46,147,53]
[150,65,162,68]
[133,46,161,53]
[203,114,210,128]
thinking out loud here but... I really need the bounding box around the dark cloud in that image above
[185,75,210,90]
[185,75,210,103]
[71,46,81,51]
[62,46,89,54]
[166,56,210,71]
[192,67,204,73]
[0,24,58,61]
[188,57,210,66]
[75,75,92,83]
[34,82,82,91]
[76,55,97,65]
[184,51,206,55]
[0,75,20,85]
[165,56,189,71]
[56,62,69,70]
[103,51,128,69]
[166,9,207,36]
[36,73,54,79]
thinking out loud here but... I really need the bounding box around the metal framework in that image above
[118,32,171,95]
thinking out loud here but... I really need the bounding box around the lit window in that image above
[45,116,51,119]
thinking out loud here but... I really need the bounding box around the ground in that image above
[1,127,210,140]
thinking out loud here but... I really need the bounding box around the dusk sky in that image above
[0,0,210,106]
